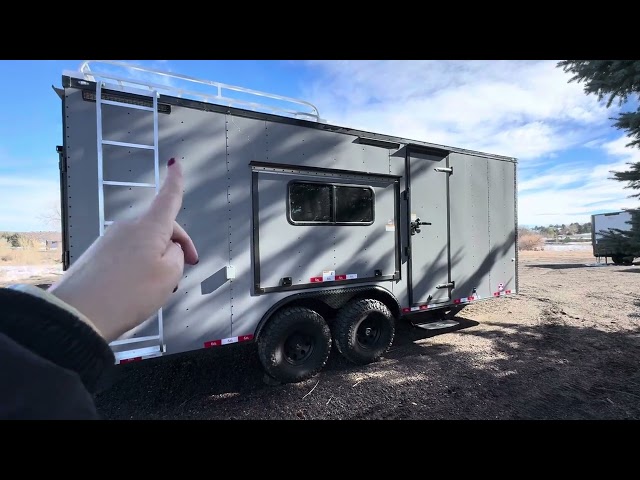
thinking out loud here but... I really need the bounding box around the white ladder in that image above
[95,80,165,364]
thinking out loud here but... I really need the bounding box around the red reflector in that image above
[204,340,222,348]
[454,299,461,304]
[505,290,511,294]
[493,292,500,297]
[402,307,411,313]
[310,277,323,283]
[335,274,347,281]
[468,296,474,301]
[120,357,142,364]
[238,334,254,343]
[420,305,428,310]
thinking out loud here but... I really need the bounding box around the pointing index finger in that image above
[145,158,184,228]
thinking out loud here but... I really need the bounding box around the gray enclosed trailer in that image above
[55,61,518,383]
[591,210,638,265]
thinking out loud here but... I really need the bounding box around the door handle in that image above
[410,217,432,235]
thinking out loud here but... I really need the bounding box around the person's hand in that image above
[48,158,198,342]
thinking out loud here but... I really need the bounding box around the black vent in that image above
[82,90,171,114]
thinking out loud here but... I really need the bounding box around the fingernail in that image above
[168,158,176,167]
[173,285,178,293]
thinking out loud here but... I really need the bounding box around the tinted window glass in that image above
[335,186,373,223]
[289,183,332,222]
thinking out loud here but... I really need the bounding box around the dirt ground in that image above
[85,250,639,420]
[7,251,640,419]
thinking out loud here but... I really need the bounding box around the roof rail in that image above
[64,60,325,123]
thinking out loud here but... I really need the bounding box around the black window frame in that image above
[287,180,376,226]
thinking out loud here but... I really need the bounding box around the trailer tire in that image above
[257,306,332,384]
[333,298,395,365]
[612,255,633,266]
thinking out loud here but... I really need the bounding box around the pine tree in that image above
[558,61,640,255]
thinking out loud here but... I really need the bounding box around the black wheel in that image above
[333,298,395,365]
[612,255,633,266]
[257,306,332,384]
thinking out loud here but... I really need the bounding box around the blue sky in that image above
[0,60,638,231]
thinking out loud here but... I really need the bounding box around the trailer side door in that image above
[407,149,452,306]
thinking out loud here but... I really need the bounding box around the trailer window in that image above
[289,183,332,222]
[288,182,374,225]
[335,186,374,223]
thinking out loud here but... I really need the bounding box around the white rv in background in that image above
[591,210,638,265]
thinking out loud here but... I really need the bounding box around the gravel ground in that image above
[90,250,640,419]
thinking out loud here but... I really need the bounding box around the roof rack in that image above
[64,60,325,123]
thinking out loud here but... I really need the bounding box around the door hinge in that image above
[434,166,453,174]
[63,250,70,271]
[404,246,411,257]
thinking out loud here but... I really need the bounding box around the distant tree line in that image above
[0,232,40,248]
[531,223,592,237]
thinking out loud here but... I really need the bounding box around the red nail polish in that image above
[168,158,175,167]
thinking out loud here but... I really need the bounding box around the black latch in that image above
[374,269,382,277]
[281,277,292,287]
[410,217,432,236]
[56,145,66,173]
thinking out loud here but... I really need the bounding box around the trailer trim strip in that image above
[204,334,254,348]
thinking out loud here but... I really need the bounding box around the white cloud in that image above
[302,60,612,160]
[518,135,640,225]
[0,175,60,231]
[302,60,637,226]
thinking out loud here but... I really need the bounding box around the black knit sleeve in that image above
[0,286,115,394]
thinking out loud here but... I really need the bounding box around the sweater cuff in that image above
[9,284,103,335]
[0,285,115,393]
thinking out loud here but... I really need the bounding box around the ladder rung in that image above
[110,335,161,347]
[102,140,155,150]
[100,99,155,112]
[103,180,156,188]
